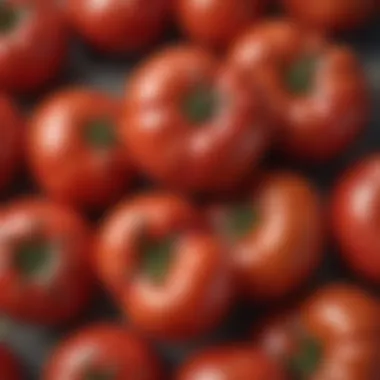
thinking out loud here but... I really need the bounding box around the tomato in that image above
[0,94,23,192]
[0,346,21,380]
[122,46,270,193]
[177,346,285,380]
[228,20,368,163]
[255,284,379,379]
[331,155,380,283]
[0,199,93,325]
[282,0,376,33]
[44,324,161,380]
[96,193,233,340]
[208,172,323,301]
[28,89,135,210]
[176,0,265,50]
[0,0,68,94]
[66,0,171,54]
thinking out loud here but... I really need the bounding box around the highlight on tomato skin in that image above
[0,345,22,380]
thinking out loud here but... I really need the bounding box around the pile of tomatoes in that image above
[0,0,379,379]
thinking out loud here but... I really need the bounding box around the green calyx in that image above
[0,4,23,33]
[183,86,218,124]
[285,56,318,95]
[226,204,258,240]
[83,368,116,380]
[84,118,117,149]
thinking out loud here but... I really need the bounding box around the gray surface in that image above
[4,23,380,379]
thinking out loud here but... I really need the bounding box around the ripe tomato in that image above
[0,0,68,94]
[176,0,265,50]
[177,346,285,380]
[255,284,379,379]
[28,89,135,210]
[0,94,23,192]
[208,172,323,301]
[96,193,233,340]
[228,20,368,163]
[282,0,376,33]
[0,346,21,380]
[44,324,162,380]
[66,0,171,54]
[0,199,93,325]
[331,155,380,283]
[122,46,270,193]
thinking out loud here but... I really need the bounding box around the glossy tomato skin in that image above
[208,172,323,301]
[0,346,22,380]
[67,0,171,54]
[332,155,380,283]
[0,95,23,192]
[122,46,270,193]
[228,20,368,163]
[44,324,162,380]
[96,193,233,340]
[0,0,68,94]
[177,346,285,380]
[282,0,376,33]
[0,199,93,325]
[28,89,135,210]
[256,284,379,380]
[176,0,264,50]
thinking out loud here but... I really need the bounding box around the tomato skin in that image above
[0,95,23,192]
[28,89,135,210]
[44,324,162,380]
[177,346,285,380]
[331,155,380,283]
[176,0,264,50]
[0,199,93,325]
[228,20,368,163]
[0,346,22,380]
[67,0,171,54]
[282,0,376,33]
[208,172,323,301]
[122,46,270,193]
[96,193,233,340]
[0,0,68,94]
[256,284,379,380]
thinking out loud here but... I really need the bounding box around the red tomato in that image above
[332,155,380,283]
[122,46,270,193]
[0,199,93,325]
[177,346,285,380]
[96,193,233,340]
[282,0,376,33]
[28,89,135,210]
[44,324,162,380]
[66,0,171,54]
[208,172,323,301]
[255,284,379,380]
[0,346,21,380]
[176,0,265,50]
[0,94,23,192]
[228,20,368,163]
[0,0,68,94]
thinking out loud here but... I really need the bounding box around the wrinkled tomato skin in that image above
[208,172,323,301]
[0,199,93,325]
[96,193,233,341]
[0,0,68,94]
[28,89,135,211]
[177,346,285,380]
[0,95,23,192]
[282,0,376,33]
[228,20,368,163]
[0,346,22,380]
[332,155,380,283]
[256,284,379,380]
[67,0,171,54]
[122,46,270,194]
[176,0,265,50]
[44,324,162,380]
